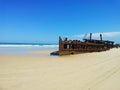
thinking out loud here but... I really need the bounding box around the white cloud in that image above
[74,32,120,39]
[93,32,120,37]
[72,32,120,43]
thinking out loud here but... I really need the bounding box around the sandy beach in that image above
[0,48,120,90]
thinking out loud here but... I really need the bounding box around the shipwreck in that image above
[50,33,115,56]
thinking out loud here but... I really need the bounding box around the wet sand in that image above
[0,48,120,90]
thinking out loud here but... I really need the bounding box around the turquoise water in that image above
[0,43,58,56]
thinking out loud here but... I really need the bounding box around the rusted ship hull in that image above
[51,47,110,56]
[51,33,115,56]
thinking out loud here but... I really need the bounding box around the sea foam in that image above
[0,44,58,48]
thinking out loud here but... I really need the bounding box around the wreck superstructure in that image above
[51,33,114,56]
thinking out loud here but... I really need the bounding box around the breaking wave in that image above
[0,44,58,48]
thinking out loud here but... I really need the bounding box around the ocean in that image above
[0,43,58,56]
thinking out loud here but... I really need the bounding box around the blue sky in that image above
[0,0,120,43]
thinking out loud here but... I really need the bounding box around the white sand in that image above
[0,48,120,90]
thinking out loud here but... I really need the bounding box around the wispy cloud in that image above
[74,32,120,39]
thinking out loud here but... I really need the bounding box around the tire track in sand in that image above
[82,64,120,90]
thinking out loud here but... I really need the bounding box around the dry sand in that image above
[0,48,120,90]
